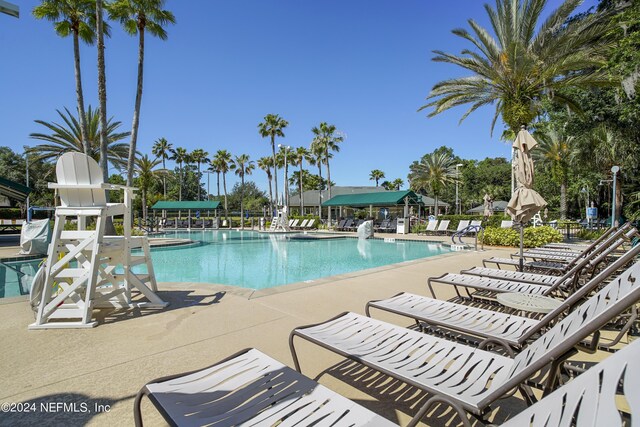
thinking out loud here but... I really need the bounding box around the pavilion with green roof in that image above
[322,190,424,218]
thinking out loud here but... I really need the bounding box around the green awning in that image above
[152,201,221,210]
[0,176,32,202]
[321,190,423,207]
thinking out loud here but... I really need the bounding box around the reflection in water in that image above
[357,238,372,259]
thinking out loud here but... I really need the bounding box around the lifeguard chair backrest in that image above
[55,152,107,207]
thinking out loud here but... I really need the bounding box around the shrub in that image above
[480,225,562,247]
[577,228,607,240]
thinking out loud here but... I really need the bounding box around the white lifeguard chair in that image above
[29,153,167,330]
[272,207,290,232]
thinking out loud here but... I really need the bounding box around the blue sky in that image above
[0,0,597,192]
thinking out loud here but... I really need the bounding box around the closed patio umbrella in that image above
[507,126,547,270]
[483,193,494,217]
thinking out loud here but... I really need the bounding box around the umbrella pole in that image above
[519,222,524,272]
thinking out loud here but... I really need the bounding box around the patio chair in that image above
[420,219,438,235]
[460,226,636,286]
[500,220,513,228]
[455,219,470,233]
[30,152,166,330]
[290,258,640,426]
[427,228,635,301]
[304,218,316,229]
[297,219,309,229]
[134,348,395,427]
[435,219,450,235]
[290,219,300,229]
[341,218,354,231]
[499,337,639,427]
[469,219,483,233]
[335,219,346,230]
[366,242,640,350]
[385,218,397,233]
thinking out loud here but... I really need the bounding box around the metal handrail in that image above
[451,225,484,251]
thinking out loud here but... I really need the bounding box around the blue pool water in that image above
[0,259,42,298]
[140,230,449,290]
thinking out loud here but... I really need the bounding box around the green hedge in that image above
[480,226,563,247]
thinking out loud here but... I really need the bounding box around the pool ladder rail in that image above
[451,225,484,251]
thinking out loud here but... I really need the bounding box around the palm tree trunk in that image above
[560,181,567,220]
[240,175,245,230]
[271,136,278,210]
[299,163,304,214]
[197,162,201,200]
[615,176,623,227]
[142,190,147,222]
[178,162,183,201]
[126,27,145,187]
[317,163,323,219]
[162,158,167,198]
[96,0,115,236]
[72,31,89,155]
[435,195,439,216]
[267,173,273,216]
[216,172,220,198]
[223,172,228,221]
[326,148,331,225]
[96,0,108,183]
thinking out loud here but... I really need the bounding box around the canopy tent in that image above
[467,200,508,214]
[152,201,221,210]
[0,176,32,202]
[322,190,423,208]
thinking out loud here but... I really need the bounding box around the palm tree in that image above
[420,0,616,135]
[171,147,188,201]
[409,153,457,214]
[392,178,404,191]
[33,0,98,155]
[29,106,130,168]
[535,128,575,219]
[96,0,109,182]
[207,159,221,199]
[151,137,172,198]
[108,0,176,187]
[135,154,161,221]
[257,156,275,215]
[230,154,255,230]
[258,114,288,210]
[311,122,343,223]
[309,138,328,218]
[578,126,640,225]
[190,148,209,200]
[369,169,385,186]
[291,147,311,214]
[213,149,232,220]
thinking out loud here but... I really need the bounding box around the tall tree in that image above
[213,149,232,220]
[29,106,130,167]
[190,148,209,200]
[135,154,161,221]
[535,127,575,219]
[171,147,188,201]
[309,138,329,218]
[96,0,109,182]
[207,158,221,199]
[392,178,404,191]
[291,146,311,214]
[151,137,172,198]
[257,156,274,216]
[311,122,343,224]
[369,169,385,186]
[108,0,176,187]
[258,114,288,211]
[409,153,457,214]
[230,154,255,230]
[420,0,616,135]
[33,0,98,155]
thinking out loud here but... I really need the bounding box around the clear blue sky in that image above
[0,0,597,192]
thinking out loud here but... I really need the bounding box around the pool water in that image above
[0,259,42,298]
[138,230,449,290]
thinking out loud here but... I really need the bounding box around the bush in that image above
[577,228,607,240]
[480,225,562,247]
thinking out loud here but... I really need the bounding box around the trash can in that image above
[397,217,408,234]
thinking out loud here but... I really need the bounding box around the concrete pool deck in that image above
[0,234,625,426]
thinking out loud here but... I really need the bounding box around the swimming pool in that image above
[0,259,41,299]
[140,230,449,290]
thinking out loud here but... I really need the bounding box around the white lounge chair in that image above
[304,218,316,229]
[500,220,513,228]
[455,219,470,233]
[291,258,640,426]
[424,219,438,234]
[435,219,450,235]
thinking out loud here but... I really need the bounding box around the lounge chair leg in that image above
[407,395,473,427]
[133,388,146,427]
[289,332,302,372]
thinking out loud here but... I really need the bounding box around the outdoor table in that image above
[497,292,562,314]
